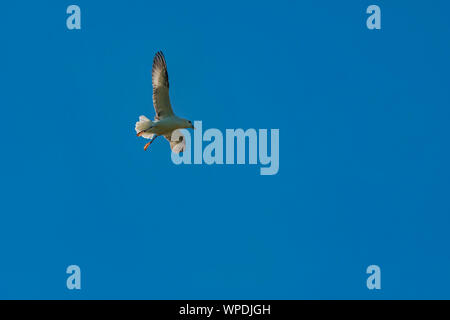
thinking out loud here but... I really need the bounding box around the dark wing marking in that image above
[152,51,174,119]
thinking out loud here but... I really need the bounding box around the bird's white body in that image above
[149,116,190,136]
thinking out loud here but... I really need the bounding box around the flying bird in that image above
[135,51,194,152]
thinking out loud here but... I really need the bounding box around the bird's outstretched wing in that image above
[152,51,174,120]
[164,129,186,154]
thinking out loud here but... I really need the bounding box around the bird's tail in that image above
[135,115,155,139]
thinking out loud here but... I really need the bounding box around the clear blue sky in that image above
[1,1,450,299]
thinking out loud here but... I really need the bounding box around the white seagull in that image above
[135,51,195,152]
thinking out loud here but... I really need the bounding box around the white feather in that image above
[169,129,186,154]
[135,115,155,139]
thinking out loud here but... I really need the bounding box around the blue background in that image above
[1,0,449,299]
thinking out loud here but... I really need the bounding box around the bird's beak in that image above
[192,125,195,130]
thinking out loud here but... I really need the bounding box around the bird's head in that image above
[182,119,195,130]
